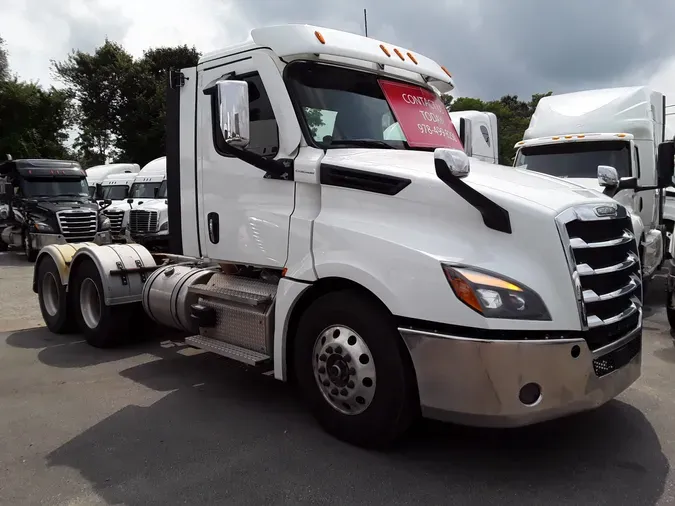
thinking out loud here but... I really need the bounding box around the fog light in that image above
[519,382,541,406]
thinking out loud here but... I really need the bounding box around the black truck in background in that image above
[0,159,113,261]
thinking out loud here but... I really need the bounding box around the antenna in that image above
[364,9,368,37]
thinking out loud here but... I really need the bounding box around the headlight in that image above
[159,221,169,231]
[99,216,111,230]
[442,264,551,320]
[33,222,54,233]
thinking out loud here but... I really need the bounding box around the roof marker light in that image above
[552,136,560,140]
[406,52,418,64]
[564,135,572,139]
[379,44,391,57]
[393,48,405,61]
[577,134,585,138]
[517,141,524,146]
[616,133,627,138]
[314,31,326,44]
[441,66,452,78]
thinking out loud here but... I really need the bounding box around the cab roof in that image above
[199,24,454,93]
[0,159,84,177]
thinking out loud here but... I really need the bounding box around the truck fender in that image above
[32,243,96,293]
[68,243,156,306]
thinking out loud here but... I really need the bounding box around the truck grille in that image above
[104,210,125,235]
[556,204,641,353]
[56,209,98,242]
[129,210,158,234]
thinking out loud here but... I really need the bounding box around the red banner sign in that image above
[379,80,463,150]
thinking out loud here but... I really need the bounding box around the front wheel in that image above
[293,289,419,448]
[70,258,136,348]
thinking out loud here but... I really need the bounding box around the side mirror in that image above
[459,118,473,158]
[434,148,470,179]
[154,187,159,198]
[657,139,675,188]
[213,80,250,149]
[104,199,112,206]
[0,182,11,204]
[598,165,619,188]
[127,198,133,204]
[95,183,103,200]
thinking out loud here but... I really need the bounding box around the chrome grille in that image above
[56,209,98,242]
[556,204,641,352]
[104,210,125,235]
[129,210,158,234]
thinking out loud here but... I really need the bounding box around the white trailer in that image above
[30,25,673,448]
[513,86,669,280]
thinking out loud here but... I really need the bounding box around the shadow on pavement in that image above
[45,350,669,506]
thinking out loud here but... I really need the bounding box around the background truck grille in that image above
[129,210,158,234]
[103,210,125,235]
[558,205,641,353]
[56,210,98,242]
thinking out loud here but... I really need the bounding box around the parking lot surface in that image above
[1,251,674,505]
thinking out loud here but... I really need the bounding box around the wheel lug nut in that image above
[340,388,348,396]
[318,366,326,374]
[335,345,343,354]
[347,381,355,389]
[323,380,330,387]
[326,346,333,354]
[344,355,351,362]
[349,367,356,375]
[319,354,327,362]
[331,388,338,395]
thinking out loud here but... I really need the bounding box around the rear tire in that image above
[70,259,136,348]
[293,289,419,449]
[36,255,76,334]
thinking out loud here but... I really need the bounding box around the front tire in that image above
[293,289,419,448]
[70,258,136,348]
[36,255,76,334]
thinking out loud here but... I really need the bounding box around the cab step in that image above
[185,335,272,367]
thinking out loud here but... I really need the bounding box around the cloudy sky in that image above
[1,0,674,130]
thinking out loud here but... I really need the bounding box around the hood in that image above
[31,199,98,214]
[322,149,618,215]
[135,199,168,212]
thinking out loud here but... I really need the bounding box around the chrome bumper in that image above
[399,322,642,428]
[31,231,112,249]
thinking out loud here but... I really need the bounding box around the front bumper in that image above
[400,321,642,428]
[31,231,112,249]
[128,230,169,249]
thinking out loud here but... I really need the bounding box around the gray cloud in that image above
[239,0,675,100]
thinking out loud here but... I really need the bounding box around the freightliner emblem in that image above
[594,205,618,217]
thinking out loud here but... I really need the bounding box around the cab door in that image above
[196,51,301,267]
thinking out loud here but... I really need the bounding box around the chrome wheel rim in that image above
[312,325,376,415]
[80,278,102,329]
[42,272,60,317]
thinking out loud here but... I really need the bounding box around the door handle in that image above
[207,212,219,244]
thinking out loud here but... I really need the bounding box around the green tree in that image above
[53,40,135,165]
[115,45,200,165]
[0,36,9,81]
[0,78,73,159]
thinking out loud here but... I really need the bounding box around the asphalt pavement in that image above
[1,250,674,505]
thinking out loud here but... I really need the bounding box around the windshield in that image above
[129,182,162,199]
[285,61,462,151]
[157,180,167,199]
[22,178,89,198]
[101,185,130,200]
[88,186,96,198]
[514,141,632,179]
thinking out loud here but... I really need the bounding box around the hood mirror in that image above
[434,148,470,179]
[598,165,638,197]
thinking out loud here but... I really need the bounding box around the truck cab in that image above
[123,157,169,250]
[449,110,499,164]
[513,86,669,280]
[97,173,139,241]
[0,159,112,260]
[29,25,675,448]
[85,163,140,199]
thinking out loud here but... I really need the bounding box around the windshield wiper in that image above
[328,139,396,149]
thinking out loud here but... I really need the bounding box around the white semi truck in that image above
[450,110,499,164]
[30,25,674,448]
[513,86,669,281]
[85,163,140,199]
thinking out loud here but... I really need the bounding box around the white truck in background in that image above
[450,110,499,164]
[85,163,140,199]
[30,25,674,448]
[513,86,669,281]
[97,172,139,242]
